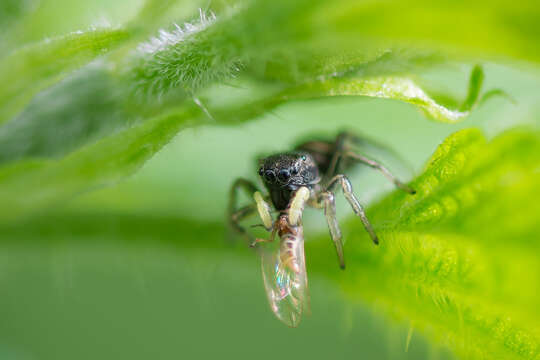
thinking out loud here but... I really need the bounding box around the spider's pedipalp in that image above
[254,191,273,230]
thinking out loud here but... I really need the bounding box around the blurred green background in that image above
[1,0,539,359]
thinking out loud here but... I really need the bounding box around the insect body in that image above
[260,212,308,326]
[228,132,415,327]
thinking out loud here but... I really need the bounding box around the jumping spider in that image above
[227,131,415,326]
[229,131,415,268]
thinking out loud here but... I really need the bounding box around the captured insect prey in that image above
[228,131,416,327]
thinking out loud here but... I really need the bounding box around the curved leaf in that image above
[307,129,540,360]
[0,106,196,222]
[0,66,506,219]
[128,0,540,98]
[281,76,468,123]
[0,28,130,124]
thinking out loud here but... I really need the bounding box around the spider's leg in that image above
[326,174,379,245]
[324,132,349,180]
[336,131,415,194]
[228,178,265,243]
[343,151,416,194]
[311,190,345,269]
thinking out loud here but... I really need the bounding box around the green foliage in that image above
[0,28,129,124]
[0,65,497,221]
[0,0,530,217]
[0,0,539,359]
[307,129,540,360]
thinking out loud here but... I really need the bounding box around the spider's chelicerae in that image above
[228,131,415,327]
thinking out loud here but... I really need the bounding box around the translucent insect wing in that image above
[260,239,309,327]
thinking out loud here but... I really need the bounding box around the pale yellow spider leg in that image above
[254,191,273,230]
[288,186,310,226]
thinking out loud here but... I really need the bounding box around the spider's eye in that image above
[301,155,307,161]
[278,169,290,182]
[258,167,264,176]
[264,170,276,183]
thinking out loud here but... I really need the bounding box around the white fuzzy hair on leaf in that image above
[137,9,216,55]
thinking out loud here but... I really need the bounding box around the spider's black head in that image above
[258,152,319,190]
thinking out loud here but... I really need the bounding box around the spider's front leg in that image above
[310,190,346,269]
[326,174,379,245]
[228,178,273,245]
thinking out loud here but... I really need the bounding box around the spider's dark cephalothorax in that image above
[258,152,319,211]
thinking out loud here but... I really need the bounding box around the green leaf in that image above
[0,106,197,222]
[275,72,480,124]
[0,61,497,220]
[307,0,540,63]
[0,71,504,221]
[0,0,522,220]
[459,65,485,112]
[209,65,498,124]
[128,0,540,98]
[0,0,37,33]
[305,129,540,360]
[0,0,538,358]
[0,28,130,124]
[0,65,126,164]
